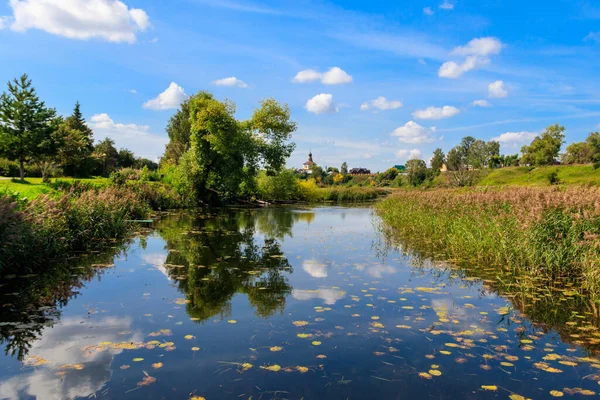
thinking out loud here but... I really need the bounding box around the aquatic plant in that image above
[376,187,600,299]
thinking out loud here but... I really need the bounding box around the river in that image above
[0,206,599,399]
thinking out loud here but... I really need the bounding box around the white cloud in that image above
[213,76,248,88]
[6,0,149,43]
[396,149,422,161]
[293,67,352,85]
[90,113,168,160]
[491,131,537,145]
[360,96,403,111]
[302,259,328,278]
[143,82,188,110]
[423,7,434,15]
[292,288,345,305]
[305,93,338,115]
[471,99,491,107]
[413,105,460,120]
[439,37,503,79]
[0,316,141,400]
[391,121,436,144]
[439,55,489,78]
[128,89,137,94]
[439,0,455,10]
[451,37,502,56]
[584,32,600,43]
[488,80,508,98]
[0,16,10,29]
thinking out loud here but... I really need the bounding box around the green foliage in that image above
[256,169,301,201]
[547,170,560,185]
[57,102,94,176]
[0,74,58,180]
[182,92,296,204]
[0,158,20,177]
[117,148,136,168]
[430,148,445,172]
[585,132,600,169]
[341,161,348,175]
[562,141,593,165]
[520,124,565,166]
[478,165,600,187]
[93,138,119,176]
[406,159,427,186]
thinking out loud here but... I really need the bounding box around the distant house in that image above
[350,167,371,175]
[302,152,316,173]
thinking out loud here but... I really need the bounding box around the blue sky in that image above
[1,0,599,171]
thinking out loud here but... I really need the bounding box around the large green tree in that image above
[430,148,446,172]
[520,124,565,166]
[587,132,600,169]
[57,102,95,176]
[179,92,296,204]
[0,74,57,180]
[405,158,427,187]
[94,138,119,176]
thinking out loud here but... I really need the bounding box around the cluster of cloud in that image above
[305,93,338,115]
[143,82,187,110]
[293,67,353,85]
[491,131,537,146]
[396,148,422,161]
[439,37,502,78]
[471,99,491,107]
[360,96,402,111]
[90,113,168,160]
[391,121,436,144]
[413,105,460,120]
[488,80,508,98]
[423,0,454,14]
[213,76,248,88]
[1,0,149,43]
[584,32,600,43]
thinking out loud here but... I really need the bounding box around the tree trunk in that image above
[19,159,24,181]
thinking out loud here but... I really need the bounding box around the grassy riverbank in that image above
[376,187,600,299]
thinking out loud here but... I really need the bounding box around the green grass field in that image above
[0,177,109,199]
[477,165,600,186]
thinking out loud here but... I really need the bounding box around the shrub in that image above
[547,170,560,185]
[0,158,20,177]
[256,169,301,201]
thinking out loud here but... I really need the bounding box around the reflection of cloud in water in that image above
[142,252,169,279]
[0,316,141,400]
[355,264,397,278]
[293,289,346,305]
[302,259,328,278]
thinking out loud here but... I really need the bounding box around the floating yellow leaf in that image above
[184,335,195,340]
[241,363,253,370]
[371,322,384,329]
[549,391,564,397]
[270,346,283,352]
[132,358,144,362]
[261,364,281,372]
[296,366,309,373]
[152,363,163,369]
[137,375,156,386]
[190,397,206,400]
[120,365,130,370]
[297,333,312,339]
[371,316,380,320]
[429,369,442,376]
[396,325,411,329]
[439,351,451,355]
[191,347,200,351]
[500,362,514,367]
[418,372,432,379]
[293,321,309,327]
[312,341,322,346]
[481,385,497,391]
[227,320,237,324]
[509,395,527,400]
[316,354,327,359]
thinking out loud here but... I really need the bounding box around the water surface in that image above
[1,207,599,399]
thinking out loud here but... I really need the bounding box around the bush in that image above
[547,170,560,185]
[256,169,301,201]
[0,158,20,177]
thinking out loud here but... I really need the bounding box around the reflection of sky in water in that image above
[0,207,599,399]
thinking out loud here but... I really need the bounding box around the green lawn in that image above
[477,165,600,186]
[0,177,109,200]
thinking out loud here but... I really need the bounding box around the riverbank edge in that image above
[374,186,600,300]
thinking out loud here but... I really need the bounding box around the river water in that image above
[1,207,599,399]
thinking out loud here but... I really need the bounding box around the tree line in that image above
[0,74,157,181]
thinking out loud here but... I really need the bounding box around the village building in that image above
[302,152,316,173]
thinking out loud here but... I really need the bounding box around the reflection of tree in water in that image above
[156,208,306,322]
[0,242,136,361]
